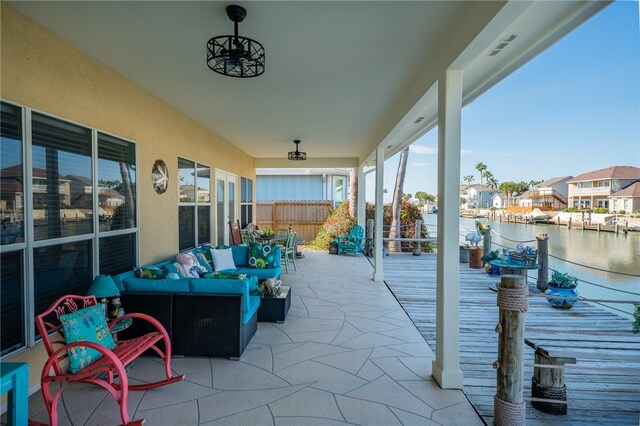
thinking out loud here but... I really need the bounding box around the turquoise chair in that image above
[336,225,364,256]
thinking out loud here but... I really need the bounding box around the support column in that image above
[357,166,366,229]
[432,69,464,389]
[373,146,385,282]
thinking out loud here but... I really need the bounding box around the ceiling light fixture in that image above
[206,5,265,78]
[288,140,307,161]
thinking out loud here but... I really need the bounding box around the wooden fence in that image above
[256,201,333,242]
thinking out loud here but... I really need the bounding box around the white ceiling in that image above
[8,1,609,165]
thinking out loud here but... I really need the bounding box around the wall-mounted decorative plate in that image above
[152,159,168,194]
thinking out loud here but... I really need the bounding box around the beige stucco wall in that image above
[1,4,255,391]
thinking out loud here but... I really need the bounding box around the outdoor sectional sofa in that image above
[112,244,281,358]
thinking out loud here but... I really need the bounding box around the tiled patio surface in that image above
[19,251,483,425]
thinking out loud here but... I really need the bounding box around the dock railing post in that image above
[483,225,492,258]
[413,220,422,256]
[365,218,374,257]
[494,274,527,426]
[536,233,549,292]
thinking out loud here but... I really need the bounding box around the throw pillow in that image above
[205,271,247,280]
[193,249,213,273]
[248,243,277,269]
[177,251,208,278]
[200,244,213,261]
[134,266,168,280]
[163,261,190,279]
[59,305,116,373]
[210,248,237,272]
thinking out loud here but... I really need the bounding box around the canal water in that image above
[423,215,640,319]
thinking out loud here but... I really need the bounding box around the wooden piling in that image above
[366,218,374,257]
[536,233,549,292]
[495,274,526,426]
[567,217,572,229]
[483,225,492,258]
[413,220,422,256]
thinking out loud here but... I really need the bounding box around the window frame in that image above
[177,157,211,251]
[240,176,254,228]
[0,100,138,358]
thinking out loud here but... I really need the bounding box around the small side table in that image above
[490,260,540,283]
[1,362,29,426]
[258,286,291,323]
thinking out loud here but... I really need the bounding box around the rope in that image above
[592,301,635,316]
[529,292,636,305]
[497,285,529,312]
[524,364,640,373]
[548,253,640,277]
[526,397,640,411]
[494,394,525,426]
[491,229,537,243]
[525,327,636,337]
[531,377,567,415]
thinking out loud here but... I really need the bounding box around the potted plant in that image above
[545,271,579,309]
[459,243,470,263]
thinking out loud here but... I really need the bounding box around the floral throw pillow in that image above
[193,249,213,273]
[134,266,168,280]
[60,305,116,373]
[248,244,277,269]
[205,272,248,280]
[177,252,208,278]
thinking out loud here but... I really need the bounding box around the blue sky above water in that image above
[369,0,640,202]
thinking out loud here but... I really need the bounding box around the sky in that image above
[367,0,639,202]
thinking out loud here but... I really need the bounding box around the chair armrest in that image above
[109,312,171,342]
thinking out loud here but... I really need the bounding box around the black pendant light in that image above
[288,140,307,161]
[207,5,265,78]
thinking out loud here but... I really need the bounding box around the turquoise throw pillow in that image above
[134,266,168,280]
[164,261,190,279]
[193,249,213,273]
[248,243,277,269]
[60,305,116,373]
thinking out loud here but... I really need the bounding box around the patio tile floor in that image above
[12,251,483,425]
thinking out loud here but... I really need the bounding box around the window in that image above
[0,101,138,355]
[240,177,253,228]
[178,158,210,250]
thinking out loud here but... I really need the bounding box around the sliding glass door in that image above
[215,170,237,246]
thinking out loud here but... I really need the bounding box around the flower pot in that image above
[459,248,469,263]
[545,283,579,309]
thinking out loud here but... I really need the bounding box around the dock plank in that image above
[383,253,640,425]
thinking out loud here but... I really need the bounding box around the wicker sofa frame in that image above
[119,291,256,359]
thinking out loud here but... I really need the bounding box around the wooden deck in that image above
[383,253,640,425]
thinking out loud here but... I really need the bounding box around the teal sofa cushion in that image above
[230,245,249,267]
[244,296,260,325]
[124,278,190,293]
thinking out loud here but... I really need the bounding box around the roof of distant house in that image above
[491,191,506,197]
[610,181,640,197]
[568,166,640,183]
[538,176,573,187]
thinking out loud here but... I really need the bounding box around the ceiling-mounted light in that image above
[288,140,307,161]
[206,5,265,78]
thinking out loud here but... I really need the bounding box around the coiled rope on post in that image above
[494,394,525,426]
[497,284,529,312]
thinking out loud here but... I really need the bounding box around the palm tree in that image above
[475,162,487,209]
[499,181,517,207]
[389,147,409,252]
[463,174,474,189]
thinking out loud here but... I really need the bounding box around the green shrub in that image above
[594,207,608,214]
[550,271,578,288]
[562,206,580,212]
[618,210,626,215]
[366,200,432,252]
[633,304,640,334]
[311,202,356,250]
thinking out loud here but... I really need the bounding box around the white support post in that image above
[432,69,464,389]
[373,146,385,282]
[357,166,366,229]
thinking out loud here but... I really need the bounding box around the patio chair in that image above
[281,231,297,273]
[336,225,364,256]
[229,219,242,245]
[36,294,184,426]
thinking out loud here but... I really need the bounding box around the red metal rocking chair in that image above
[35,295,184,426]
